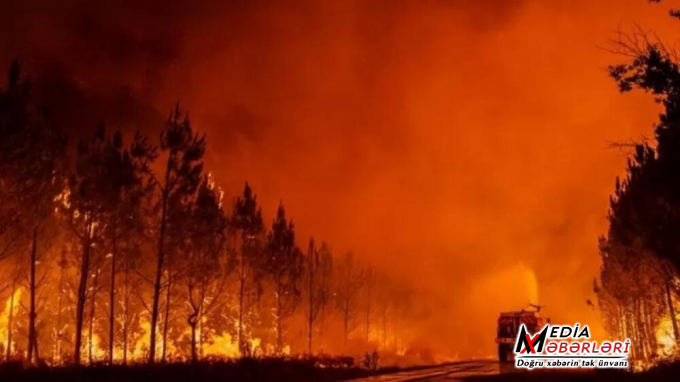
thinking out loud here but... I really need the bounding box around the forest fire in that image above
[655,316,677,357]
[0,289,21,357]
[4,1,680,381]
[0,142,414,366]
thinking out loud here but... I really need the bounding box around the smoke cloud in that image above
[2,0,677,357]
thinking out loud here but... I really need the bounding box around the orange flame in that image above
[0,289,22,358]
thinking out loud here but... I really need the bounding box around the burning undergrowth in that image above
[0,60,430,367]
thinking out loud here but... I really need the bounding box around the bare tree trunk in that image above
[198,281,206,360]
[665,280,679,345]
[644,299,654,358]
[633,300,645,359]
[198,319,203,359]
[382,306,387,350]
[108,234,117,364]
[189,320,197,363]
[343,304,349,348]
[123,252,130,365]
[237,247,246,354]
[161,272,172,362]
[53,250,66,362]
[5,280,16,362]
[74,217,93,365]
[625,307,637,359]
[318,303,326,353]
[619,304,627,346]
[27,227,39,364]
[365,280,372,343]
[149,177,169,364]
[275,279,283,354]
[198,321,203,359]
[149,246,164,363]
[307,260,314,354]
[187,273,199,363]
[88,268,100,365]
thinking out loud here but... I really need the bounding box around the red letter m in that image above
[514,324,548,354]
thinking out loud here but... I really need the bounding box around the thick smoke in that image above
[1,0,678,357]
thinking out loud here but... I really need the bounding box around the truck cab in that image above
[495,308,550,362]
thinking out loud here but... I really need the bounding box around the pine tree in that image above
[598,13,680,357]
[304,238,332,353]
[335,252,365,348]
[265,203,302,354]
[229,182,264,355]
[147,104,205,363]
[183,176,229,362]
[0,60,66,364]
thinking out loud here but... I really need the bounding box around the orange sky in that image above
[3,0,679,357]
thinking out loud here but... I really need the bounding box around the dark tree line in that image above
[0,61,417,365]
[597,1,680,362]
[0,60,66,364]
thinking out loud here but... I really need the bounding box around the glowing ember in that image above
[655,316,677,358]
[201,332,240,358]
[0,289,21,357]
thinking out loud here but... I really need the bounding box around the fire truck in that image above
[495,305,550,362]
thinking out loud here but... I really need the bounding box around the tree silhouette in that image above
[147,104,205,363]
[335,252,365,348]
[63,125,151,364]
[0,60,66,365]
[265,203,302,354]
[229,182,264,355]
[181,176,230,362]
[0,59,425,363]
[599,9,680,358]
[304,238,333,353]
